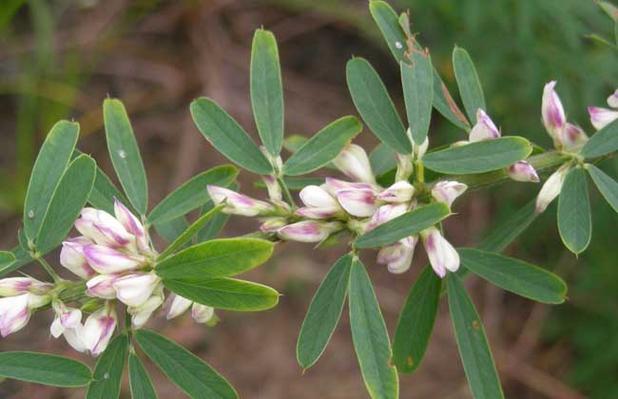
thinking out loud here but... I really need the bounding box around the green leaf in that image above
[103,98,148,215]
[0,352,91,387]
[369,0,408,62]
[35,155,96,254]
[190,97,272,174]
[163,277,279,311]
[128,353,158,399]
[283,116,362,176]
[598,1,618,22]
[581,119,618,159]
[459,248,567,304]
[558,167,591,254]
[88,161,128,214]
[23,120,79,240]
[479,200,538,252]
[148,165,238,225]
[155,217,189,244]
[447,274,504,399]
[348,258,398,399]
[135,329,238,399]
[392,267,441,373]
[157,238,274,279]
[297,254,353,369]
[0,251,16,270]
[452,46,486,124]
[401,53,433,145]
[0,249,30,278]
[159,206,223,258]
[369,143,397,177]
[86,334,128,399]
[196,205,230,242]
[346,57,410,154]
[587,164,618,213]
[431,71,471,130]
[356,202,450,248]
[250,29,284,156]
[423,137,532,174]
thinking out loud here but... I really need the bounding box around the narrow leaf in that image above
[297,254,353,369]
[447,274,504,399]
[88,162,128,214]
[392,267,441,373]
[581,119,618,159]
[156,238,274,279]
[0,352,91,387]
[103,98,148,215]
[23,120,79,239]
[431,71,471,130]
[369,143,397,177]
[128,353,158,399]
[346,57,410,153]
[283,116,362,175]
[148,165,238,225]
[423,137,532,174]
[0,249,30,278]
[452,47,485,124]
[558,167,592,254]
[0,251,16,270]
[163,277,279,311]
[459,248,567,304]
[155,217,189,244]
[86,334,128,399]
[401,53,433,145]
[356,203,450,248]
[250,29,284,156]
[190,97,272,174]
[196,204,231,242]
[159,206,223,258]
[479,200,538,252]
[135,329,237,399]
[587,164,618,212]
[349,258,399,399]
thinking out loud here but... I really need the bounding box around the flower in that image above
[296,185,341,219]
[469,109,500,142]
[113,199,150,253]
[0,294,32,337]
[111,272,161,308]
[128,292,164,328]
[166,294,215,324]
[49,302,86,352]
[82,304,117,356]
[588,106,618,131]
[377,236,417,274]
[561,123,588,149]
[86,274,119,299]
[277,221,342,243]
[431,181,467,208]
[75,208,136,250]
[0,277,52,297]
[335,188,378,217]
[333,144,376,184]
[366,203,408,231]
[535,165,570,213]
[376,181,415,203]
[60,237,97,279]
[82,244,145,274]
[420,227,460,278]
[608,89,618,108]
[207,185,274,217]
[507,161,540,183]
[542,81,567,144]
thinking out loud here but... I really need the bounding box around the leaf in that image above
[35,155,96,254]
[283,116,362,176]
[190,97,272,174]
[23,120,79,240]
[0,251,16,270]
[346,57,410,153]
[0,352,91,387]
[401,53,433,145]
[452,46,486,124]
[423,137,532,174]
[0,249,30,278]
[135,329,237,399]
[103,98,148,215]
[297,254,353,369]
[155,217,189,244]
[580,119,618,159]
[88,161,128,215]
[587,164,618,213]
[128,353,158,399]
[86,334,128,399]
[355,202,450,248]
[163,277,279,311]
[156,238,274,279]
[447,274,504,399]
[558,167,592,254]
[392,267,441,373]
[369,143,397,177]
[148,165,238,225]
[479,200,538,252]
[250,28,284,156]
[159,206,223,258]
[431,71,471,130]
[459,248,567,304]
[196,204,231,242]
[348,258,398,399]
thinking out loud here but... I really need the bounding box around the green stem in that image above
[278,176,297,207]
[36,256,61,283]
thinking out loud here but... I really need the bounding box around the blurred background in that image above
[0,0,617,398]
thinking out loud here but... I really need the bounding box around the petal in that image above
[469,109,500,142]
[507,161,540,183]
[166,294,193,320]
[607,89,618,109]
[191,304,215,324]
[336,189,378,217]
[588,106,618,131]
[60,238,96,279]
[333,144,376,184]
[542,81,566,140]
[535,166,569,213]
[431,181,468,207]
[299,185,339,208]
[86,274,119,299]
[376,180,415,203]
[83,305,117,356]
[83,244,145,274]
[112,273,160,307]
[207,185,273,217]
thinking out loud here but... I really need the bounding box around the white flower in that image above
[469,109,500,142]
[277,221,342,243]
[542,81,567,144]
[75,208,136,249]
[588,106,618,131]
[335,188,378,217]
[535,165,570,213]
[431,181,467,208]
[421,227,460,278]
[333,144,376,184]
[112,273,160,308]
[207,185,274,217]
[0,294,32,337]
[82,244,145,274]
[376,180,415,203]
[60,237,97,279]
[507,161,540,183]
[128,294,164,328]
[82,304,117,356]
[377,236,417,274]
[0,277,51,297]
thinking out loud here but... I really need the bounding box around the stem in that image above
[36,256,61,283]
[277,176,297,208]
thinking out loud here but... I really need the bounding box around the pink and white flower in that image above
[588,106,618,131]
[207,185,274,217]
[60,237,97,279]
[82,244,145,274]
[535,165,570,213]
[507,161,540,183]
[166,294,215,324]
[420,227,460,278]
[376,181,415,203]
[366,203,408,231]
[431,181,467,208]
[75,208,136,250]
[277,221,342,243]
[296,185,341,219]
[112,272,160,308]
[469,109,500,142]
[335,188,378,217]
[542,81,567,144]
[82,304,117,356]
[0,277,51,297]
[0,294,32,337]
[333,144,376,184]
[377,236,418,274]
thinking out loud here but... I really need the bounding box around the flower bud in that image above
[588,106,618,131]
[75,208,135,249]
[207,185,274,217]
[297,185,341,219]
[191,304,215,324]
[166,294,193,320]
[535,165,569,213]
[259,217,289,233]
[421,227,460,278]
[86,274,119,299]
[377,181,415,203]
[128,294,164,328]
[60,237,96,279]
[333,144,376,184]
[561,123,588,149]
[112,273,160,308]
[82,304,117,356]
[335,188,378,217]
[0,277,52,297]
[366,203,408,231]
[469,109,500,142]
[0,294,32,337]
[377,236,417,274]
[542,81,566,143]
[82,244,145,274]
[114,199,150,253]
[507,161,540,183]
[608,89,618,109]
[431,181,467,208]
[277,221,342,243]
[262,176,283,203]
